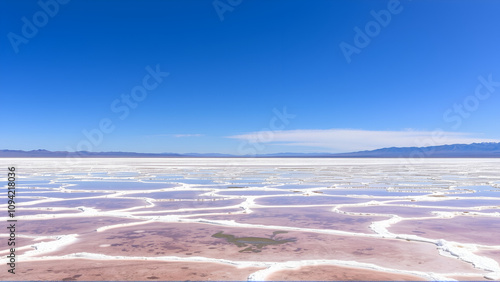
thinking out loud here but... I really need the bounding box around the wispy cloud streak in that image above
[227,129,500,153]
[146,134,204,138]
[173,134,204,138]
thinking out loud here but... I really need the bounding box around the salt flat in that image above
[1,158,500,281]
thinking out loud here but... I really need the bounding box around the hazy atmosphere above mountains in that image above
[2,142,500,158]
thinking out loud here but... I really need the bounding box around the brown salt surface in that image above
[0,259,264,281]
[341,205,471,218]
[48,222,482,274]
[25,198,149,211]
[389,216,500,245]
[196,207,385,233]
[137,198,243,211]
[266,264,427,281]
[256,196,373,206]
[21,216,144,236]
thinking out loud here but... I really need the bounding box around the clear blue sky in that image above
[1,0,500,154]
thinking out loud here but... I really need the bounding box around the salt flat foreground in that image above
[1,158,500,281]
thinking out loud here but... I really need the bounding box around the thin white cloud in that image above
[227,129,500,153]
[146,134,204,138]
[173,134,204,138]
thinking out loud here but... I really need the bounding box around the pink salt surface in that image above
[18,191,112,198]
[137,198,244,211]
[479,208,500,213]
[255,195,374,206]
[266,264,427,281]
[19,209,82,216]
[17,187,59,191]
[341,205,472,218]
[126,190,212,199]
[48,222,482,275]
[9,197,43,203]
[447,275,490,281]
[477,249,500,265]
[135,208,242,216]
[0,237,57,256]
[389,216,500,245]
[390,199,500,208]
[198,207,385,234]
[217,190,294,196]
[0,259,264,281]
[21,216,143,236]
[25,198,149,211]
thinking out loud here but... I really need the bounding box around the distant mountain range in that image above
[329,142,500,158]
[2,142,500,158]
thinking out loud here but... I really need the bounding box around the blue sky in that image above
[1,0,500,154]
